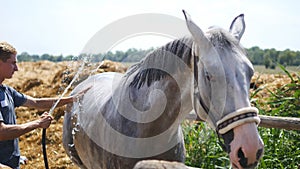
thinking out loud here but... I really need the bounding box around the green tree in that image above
[18,52,32,62]
[247,46,264,65]
[41,54,53,61]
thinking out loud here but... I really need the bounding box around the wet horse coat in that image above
[63,11,264,169]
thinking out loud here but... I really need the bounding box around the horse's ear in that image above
[183,10,221,67]
[229,14,245,41]
[182,10,211,53]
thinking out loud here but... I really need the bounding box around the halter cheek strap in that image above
[216,107,260,134]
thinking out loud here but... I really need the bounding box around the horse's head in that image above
[183,10,264,168]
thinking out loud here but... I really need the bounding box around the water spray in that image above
[42,59,105,169]
[42,60,86,169]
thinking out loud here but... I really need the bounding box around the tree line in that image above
[247,46,300,68]
[17,46,300,68]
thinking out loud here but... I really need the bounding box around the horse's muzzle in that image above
[217,107,264,169]
[222,122,264,169]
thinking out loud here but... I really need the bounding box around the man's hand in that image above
[37,112,53,129]
[72,85,92,102]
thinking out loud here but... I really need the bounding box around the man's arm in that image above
[0,112,52,141]
[22,86,92,110]
[23,96,73,110]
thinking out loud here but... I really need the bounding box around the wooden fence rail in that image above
[259,115,300,130]
[186,113,300,131]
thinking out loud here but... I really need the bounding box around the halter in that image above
[191,45,260,149]
[216,107,260,134]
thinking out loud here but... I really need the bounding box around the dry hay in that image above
[250,72,299,111]
[2,60,297,168]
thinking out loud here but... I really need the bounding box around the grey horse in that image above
[63,11,264,169]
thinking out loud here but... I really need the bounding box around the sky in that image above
[1,0,300,56]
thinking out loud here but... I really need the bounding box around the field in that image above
[3,61,299,169]
[254,65,299,74]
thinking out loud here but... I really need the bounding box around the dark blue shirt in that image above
[0,85,27,169]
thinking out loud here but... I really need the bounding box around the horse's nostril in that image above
[237,147,260,168]
[238,148,248,168]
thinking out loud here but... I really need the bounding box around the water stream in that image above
[48,61,85,116]
[48,58,105,116]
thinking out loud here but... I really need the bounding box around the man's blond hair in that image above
[0,41,17,62]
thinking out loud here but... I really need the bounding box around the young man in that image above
[0,42,87,169]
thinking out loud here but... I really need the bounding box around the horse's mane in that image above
[127,28,246,89]
[207,27,246,55]
[127,37,193,89]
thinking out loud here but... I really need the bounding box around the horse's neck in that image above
[112,37,194,137]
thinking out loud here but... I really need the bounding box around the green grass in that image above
[183,65,300,168]
[182,121,230,168]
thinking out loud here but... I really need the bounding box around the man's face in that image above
[0,54,18,82]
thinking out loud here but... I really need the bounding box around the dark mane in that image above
[126,29,246,89]
[127,37,193,89]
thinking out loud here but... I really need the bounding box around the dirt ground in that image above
[3,60,297,169]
